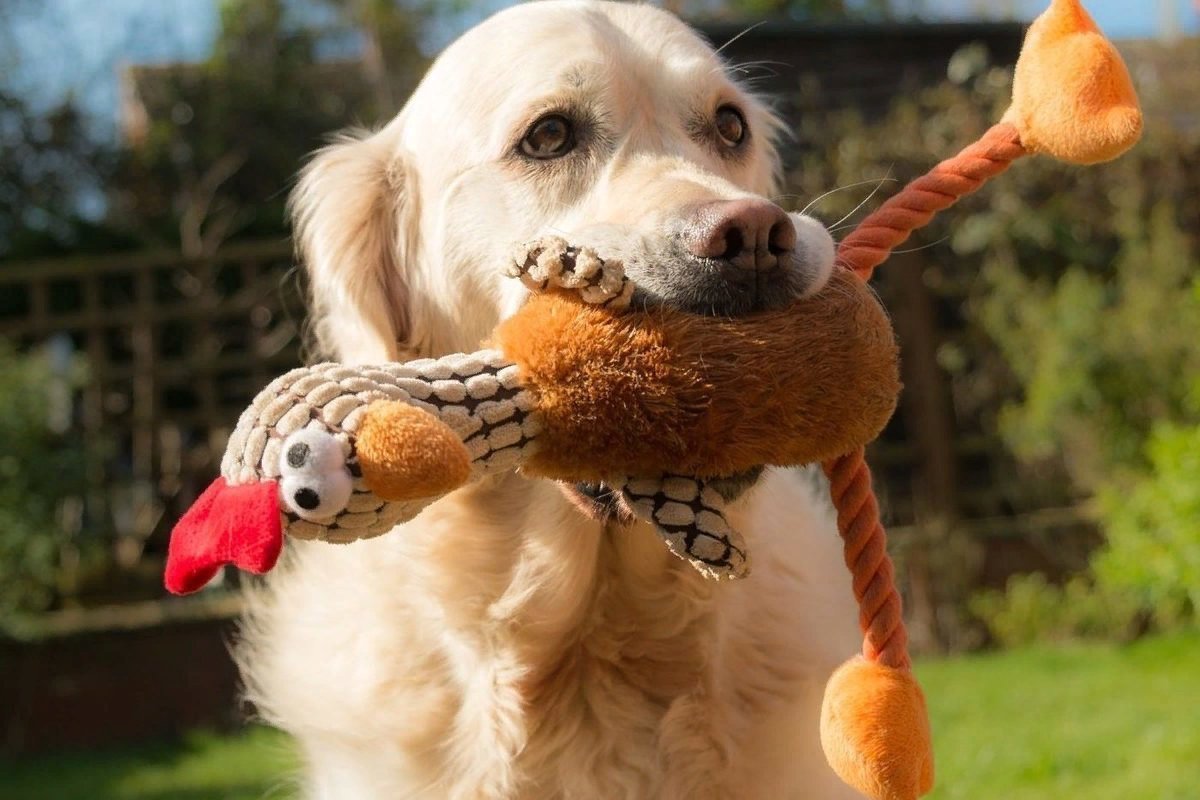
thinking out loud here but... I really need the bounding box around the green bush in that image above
[0,339,92,618]
[782,49,1200,644]
[970,574,1143,647]
[976,203,1200,490]
[967,132,1200,638]
[1095,416,1200,627]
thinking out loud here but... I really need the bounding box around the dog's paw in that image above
[508,236,635,309]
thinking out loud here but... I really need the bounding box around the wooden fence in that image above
[0,240,305,580]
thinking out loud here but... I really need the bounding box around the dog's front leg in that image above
[657,673,740,800]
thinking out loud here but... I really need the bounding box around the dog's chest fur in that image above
[243,476,740,798]
[415,478,732,799]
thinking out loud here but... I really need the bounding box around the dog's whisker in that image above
[887,235,952,255]
[829,170,896,231]
[725,61,783,80]
[830,219,872,234]
[733,59,791,70]
[712,20,767,59]
[800,177,898,217]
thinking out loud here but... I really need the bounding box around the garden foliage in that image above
[0,341,92,618]
[784,46,1200,641]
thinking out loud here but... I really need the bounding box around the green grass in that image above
[0,727,296,800]
[918,631,1200,800]
[2,633,1198,799]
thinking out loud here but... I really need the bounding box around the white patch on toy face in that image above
[278,429,353,521]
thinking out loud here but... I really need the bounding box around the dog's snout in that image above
[683,199,797,272]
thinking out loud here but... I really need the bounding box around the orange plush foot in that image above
[1004,0,1142,165]
[820,658,934,800]
[356,400,472,501]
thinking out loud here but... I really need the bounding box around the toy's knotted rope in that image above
[824,451,909,668]
[825,121,1029,671]
[837,123,1028,282]
[812,5,1141,794]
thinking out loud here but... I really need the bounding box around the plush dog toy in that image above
[165,2,1141,798]
[166,247,900,588]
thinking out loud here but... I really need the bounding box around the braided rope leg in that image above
[837,123,1028,282]
[823,123,1032,668]
[823,447,909,670]
[620,475,750,580]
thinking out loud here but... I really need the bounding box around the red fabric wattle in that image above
[164,477,284,595]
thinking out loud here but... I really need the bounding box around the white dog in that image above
[239,2,866,797]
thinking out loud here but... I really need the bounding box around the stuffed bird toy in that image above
[167,247,900,589]
[166,2,1141,798]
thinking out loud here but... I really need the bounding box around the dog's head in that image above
[292,0,834,365]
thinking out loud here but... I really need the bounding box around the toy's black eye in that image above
[715,105,747,148]
[293,487,320,511]
[287,442,311,469]
[520,114,575,159]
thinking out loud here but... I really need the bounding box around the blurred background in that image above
[1,0,1197,798]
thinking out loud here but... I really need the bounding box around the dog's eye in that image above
[521,114,575,159]
[715,105,747,148]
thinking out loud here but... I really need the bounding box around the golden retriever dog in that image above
[240,2,867,797]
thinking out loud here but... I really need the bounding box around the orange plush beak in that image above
[355,400,473,502]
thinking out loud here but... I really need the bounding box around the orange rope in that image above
[824,449,909,669]
[837,123,1028,282]
[825,122,1029,671]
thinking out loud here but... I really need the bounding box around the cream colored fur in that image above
[240,2,865,797]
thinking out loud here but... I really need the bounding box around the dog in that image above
[239,2,866,797]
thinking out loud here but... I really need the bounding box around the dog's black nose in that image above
[682,199,796,272]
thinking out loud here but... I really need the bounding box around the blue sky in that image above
[928,0,1198,33]
[4,0,1196,136]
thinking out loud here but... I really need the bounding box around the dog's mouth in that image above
[623,248,818,318]
[560,467,765,525]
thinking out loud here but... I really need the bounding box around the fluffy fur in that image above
[499,269,900,481]
[240,2,867,797]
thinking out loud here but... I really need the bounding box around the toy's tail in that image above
[819,2,1142,798]
[837,123,1026,281]
[836,0,1140,283]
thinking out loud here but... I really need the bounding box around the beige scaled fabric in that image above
[220,352,538,543]
[622,476,750,579]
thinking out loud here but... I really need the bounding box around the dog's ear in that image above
[291,129,419,363]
